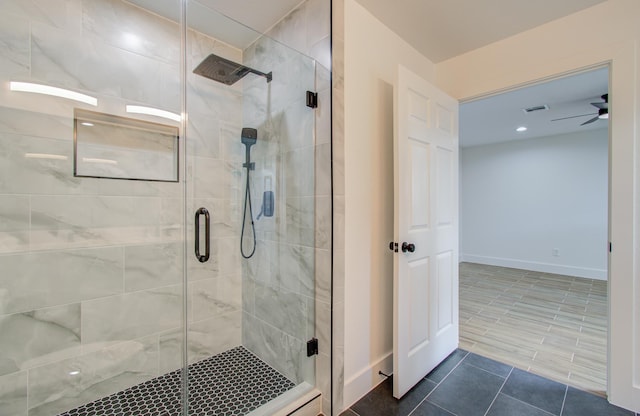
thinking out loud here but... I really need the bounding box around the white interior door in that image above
[393,65,459,398]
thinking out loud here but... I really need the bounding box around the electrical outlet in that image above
[552,248,560,257]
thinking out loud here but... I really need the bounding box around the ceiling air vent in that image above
[522,104,549,113]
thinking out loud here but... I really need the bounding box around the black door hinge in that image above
[609,242,612,252]
[306,91,318,108]
[307,337,318,356]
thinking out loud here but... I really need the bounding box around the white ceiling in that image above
[128,1,610,147]
[128,0,304,49]
[353,0,606,63]
[460,67,609,148]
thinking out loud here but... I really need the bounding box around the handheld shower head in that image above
[241,127,257,147]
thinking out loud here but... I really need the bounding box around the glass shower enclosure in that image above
[0,0,330,415]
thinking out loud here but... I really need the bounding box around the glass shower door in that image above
[184,2,317,414]
[0,1,186,415]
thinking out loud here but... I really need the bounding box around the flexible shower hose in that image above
[240,168,256,259]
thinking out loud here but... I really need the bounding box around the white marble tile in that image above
[28,335,158,416]
[0,0,80,32]
[0,14,30,78]
[30,195,179,250]
[0,303,81,376]
[220,122,244,163]
[191,156,240,200]
[315,195,331,250]
[187,28,242,67]
[315,299,330,356]
[245,37,315,116]
[0,371,27,416]
[242,312,305,383]
[187,74,243,124]
[271,243,314,298]
[315,353,330,415]
[285,197,315,247]
[30,22,179,112]
[158,328,184,375]
[285,146,315,198]
[304,0,331,53]
[0,247,123,315]
[0,106,73,139]
[283,99,316,153]
[0,124,180,199]
[309,36,331,72]
[124,242,183,292]
[244,238,273,285]
[218,236,241,277]
[0,195,29,253]
[0,133,80,196]
[332,345,345,413]
[187,112,220,158]
[160,311,241,372]
[315,88,332,146]
[315,143,331,197]
[190,274,241,322]
[241,274,255,316]
[82,0,181,64]
[186,233,221,281]
[253,283,307,341]
[187,311,242,363]
[266,6,307,56]
[315,248,331,304]
[81,285,182,344]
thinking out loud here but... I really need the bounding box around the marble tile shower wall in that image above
[0,1,243,415]
[240,0,332,413]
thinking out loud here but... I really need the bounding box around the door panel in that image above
[393,65,459,399]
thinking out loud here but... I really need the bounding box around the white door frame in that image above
[456,43,638,411]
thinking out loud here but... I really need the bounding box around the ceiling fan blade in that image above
[581,115,600,126]
[551,113,597,122]
[591,102,608,109]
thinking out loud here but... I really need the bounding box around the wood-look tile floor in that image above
[459,262,607,395]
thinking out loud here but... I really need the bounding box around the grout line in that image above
[483,367,513,416]
[408,351,470,414]
[559,385,569,415]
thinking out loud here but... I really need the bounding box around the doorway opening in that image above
[458,66,610,396]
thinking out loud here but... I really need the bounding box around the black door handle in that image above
[401,242,415,253]
[195,207,210,262]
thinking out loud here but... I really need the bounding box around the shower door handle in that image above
[195,207,210,263]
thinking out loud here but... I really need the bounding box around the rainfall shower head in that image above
[193,54,272,85]
[241,127,257,147]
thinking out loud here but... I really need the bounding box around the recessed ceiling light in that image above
[81,122,94,127]
[516,126,528,132]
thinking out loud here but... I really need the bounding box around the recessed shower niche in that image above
[0,0,331,415]
[74,109,180,182]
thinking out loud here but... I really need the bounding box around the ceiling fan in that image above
[551,94,609,125]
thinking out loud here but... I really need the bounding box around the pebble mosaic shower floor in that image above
[57,346,295,416]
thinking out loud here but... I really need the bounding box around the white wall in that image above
[341,0,436,407]
[435,0,640,411]
[461,130,608,279]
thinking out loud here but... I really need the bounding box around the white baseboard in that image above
[460,254,607,280]
[343,352,393,410]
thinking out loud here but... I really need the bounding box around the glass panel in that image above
[0,0,185,415]
[184,2,316,414]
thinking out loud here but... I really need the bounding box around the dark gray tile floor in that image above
[343,350,638,416]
